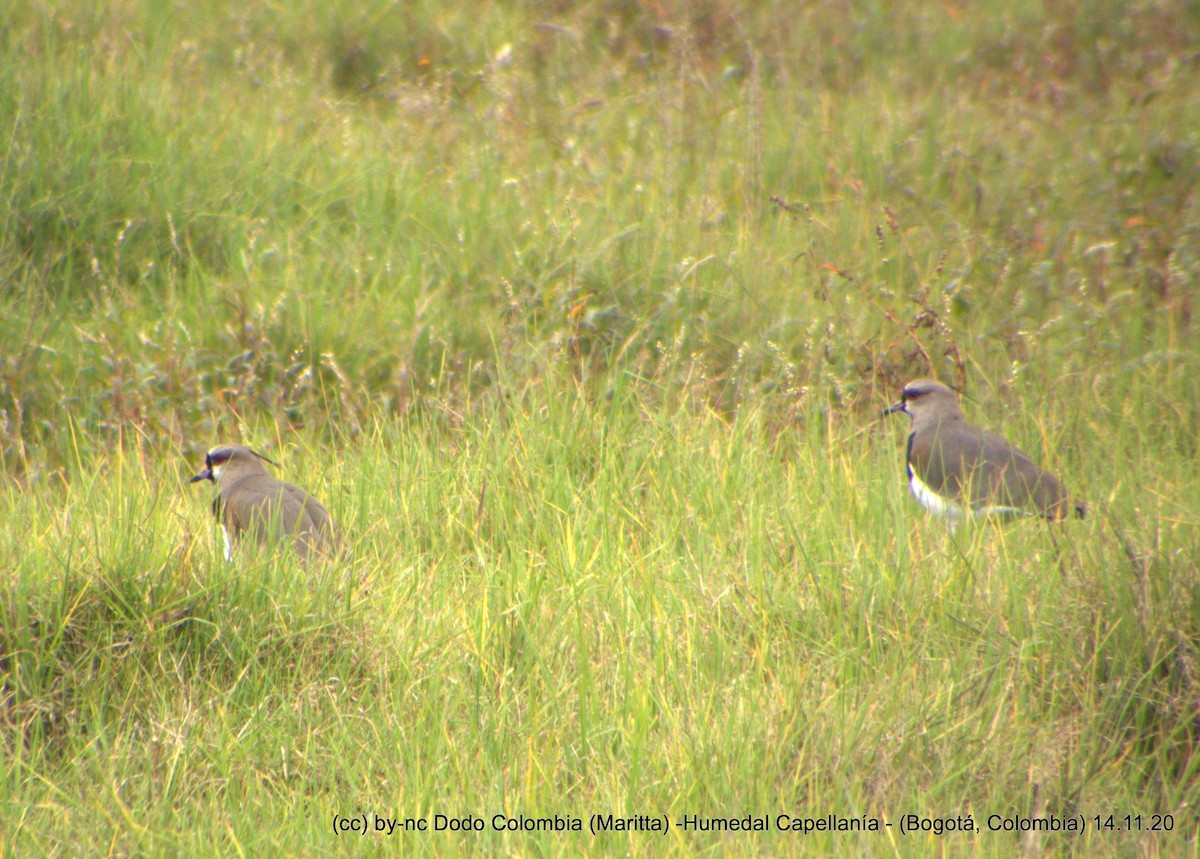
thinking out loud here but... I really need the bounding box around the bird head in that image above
[883,379,964,424]
[190,445,278,485]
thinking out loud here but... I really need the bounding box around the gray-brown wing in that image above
[279,481,338,557]
[971,429,1069,517]
[220,477,337,557]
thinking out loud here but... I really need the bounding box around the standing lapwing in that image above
[884,379,1085,528]
[190,444,338,561]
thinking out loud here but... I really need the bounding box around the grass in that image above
[3,0,1200,855]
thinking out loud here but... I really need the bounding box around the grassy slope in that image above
[3,0,1199,855]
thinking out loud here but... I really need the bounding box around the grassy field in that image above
[3,0,1200,855]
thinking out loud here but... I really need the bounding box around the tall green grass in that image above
[4,384,1198,854]
[3,0,1199,854]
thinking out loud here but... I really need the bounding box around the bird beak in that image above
[190,467,213,484]
[883,400,906,416]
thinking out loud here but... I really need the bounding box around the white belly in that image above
[909,471,1028,528]
[910,471,966,522]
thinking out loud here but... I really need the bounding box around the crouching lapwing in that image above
[191,444,338,561]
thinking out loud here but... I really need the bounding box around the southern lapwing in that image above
[190,444,338,561]
[884,379,1085,528]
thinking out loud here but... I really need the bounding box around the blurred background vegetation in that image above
[2,0,1196,476]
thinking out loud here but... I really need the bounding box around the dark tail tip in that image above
[1074,500,1087,519]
